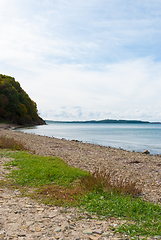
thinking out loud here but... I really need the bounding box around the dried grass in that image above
[80,168,142,198]
[0,136,28,151]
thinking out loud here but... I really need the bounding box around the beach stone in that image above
[0,230,5,238]
[102,231,111,237]
[83,228,93,234]
[25,221,34,227]
[89,236,99,240]
[61,222,69,231]
[48,212,58,218]
[93,229,103,234]
[54,226,62,232]
[142,150,150,154]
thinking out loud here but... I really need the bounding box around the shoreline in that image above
[0,123,161,203]
[14,122,161,156]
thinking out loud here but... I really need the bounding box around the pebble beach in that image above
[0,123,161,240]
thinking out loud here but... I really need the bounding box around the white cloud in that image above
[0,0,161,121]
[19,57,160,121]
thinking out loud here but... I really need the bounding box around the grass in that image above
[80,168,142,198]
[0,136,28,151]
[0,146,161,238]
[80,191,161,237]
[2,150,88,186]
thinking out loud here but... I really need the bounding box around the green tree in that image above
[0,74,45,125]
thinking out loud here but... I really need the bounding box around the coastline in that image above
[0,123,161,203]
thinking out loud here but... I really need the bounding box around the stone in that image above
[89,236,99,240]
[83,229,93,234]
[102,231,111,237]
[36,207,44,211]
[114,232,121,238]
[25,221,34,227]
[92,229,103,234]
[109,217,117,221]
[48,213,57,218]
[142,150,150,154]
[0,230,5,238]
[54,227,61,232]
[17,233,26,237]
[61,222,69,232]
[154,236,161,240]
[35,227,41,232]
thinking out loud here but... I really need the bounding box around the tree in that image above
[0,74,45,125]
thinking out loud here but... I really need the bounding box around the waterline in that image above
[15,122,161,155]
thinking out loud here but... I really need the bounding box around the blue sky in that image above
[0,0,161,121]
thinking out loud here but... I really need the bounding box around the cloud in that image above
[29,57,161,121]
[1,0,161,68]
[0,0,161,121]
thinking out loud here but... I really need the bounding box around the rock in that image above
[54,227,61,232]
[36,207,44,211]
[102,231,111,237]
[109,217,117,221]
[142,150,150,154]
[92,229,103,234]
[48,213,57,218]
[154,236,161,240]
[25,221,34,227]
[83,229,93,234]
[89,236,99,240]
[35,227,41,232]
[61,222,69,232]
[0,230,5,238]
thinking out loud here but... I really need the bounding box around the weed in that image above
[80,168,142,198]
[34,184,84,206]
[0,136,28,151]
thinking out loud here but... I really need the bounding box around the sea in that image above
[15,122,161,155]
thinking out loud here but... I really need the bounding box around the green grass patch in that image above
[1,150,88,186]
[80,191,161,237]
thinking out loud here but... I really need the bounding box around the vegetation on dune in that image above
[0,74,45,125]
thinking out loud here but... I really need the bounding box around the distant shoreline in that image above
[45,119,161,124]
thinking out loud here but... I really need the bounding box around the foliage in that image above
[0,74,43,125]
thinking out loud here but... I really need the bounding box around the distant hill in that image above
[0,74,46,125]
[46,119,161,124]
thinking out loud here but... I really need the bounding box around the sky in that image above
[0,0,161,121]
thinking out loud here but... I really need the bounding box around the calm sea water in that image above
[15,122,161,155]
